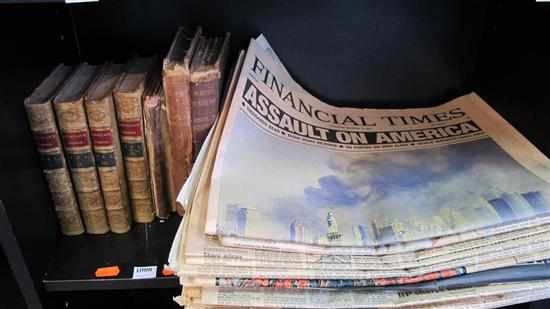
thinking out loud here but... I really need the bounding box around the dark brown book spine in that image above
[190,33,230,157]
[162,70,192,214]
[143,91,170,219]
[25,101,85,236]
[114,91,155,223]
[190,77,220,155]
[54,99,110,234]
[160,94,177,213]
[86,95,132,233]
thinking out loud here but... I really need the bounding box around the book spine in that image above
[144,95,170,219]
[190,77,220,157]
[114,92,155,223]
[160,96,177,213]
[54,99,109,234]
[162,71,192,213]
[25,101,85,236]
[86,96,132,233]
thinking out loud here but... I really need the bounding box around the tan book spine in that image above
[114,91,155,223]
[54,98,109,234]
[143,88,170,219]
[162,69,192,214]
[86,94,132,233]
[25,100,85,236]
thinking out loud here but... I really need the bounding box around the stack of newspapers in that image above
[168,36,550,309]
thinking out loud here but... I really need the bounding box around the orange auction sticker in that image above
[95,266,120,278]
[162,266,175,276]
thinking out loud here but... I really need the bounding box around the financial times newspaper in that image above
[183,280,550,308]
[183,261,550,291]
[181,288,550,309]
[181,173,550,273]
[179,245,550,280]
[204,36,550,253]
[177,154,550,281]
[178,162,550,288]
[176,177,550,270]
[168,37,550,308]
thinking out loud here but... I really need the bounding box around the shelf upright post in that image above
[0,200,44,309]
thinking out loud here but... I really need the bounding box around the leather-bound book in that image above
[160,87,177,213]
[189,32,230,157]
[143,75,170,219]
[24,65,85,236]
[163,27,202,214]
[85,63,132,233]
[53,64,109,234]
[114,57,155,223]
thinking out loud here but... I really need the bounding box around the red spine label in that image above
[119,120,142,137]
[63,131,89,147]
[90,129,113,146]
[35,131,58,150]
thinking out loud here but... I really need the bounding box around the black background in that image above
[0,0,549,308]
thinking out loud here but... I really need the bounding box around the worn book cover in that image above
[114,57,155,223]
[85,63,132,233]
[53,63,109,234]
[160,87,177,213]
[24,64,85,236]
[143,75,171,219]
[163,27,202,214]
[189,32,230,158]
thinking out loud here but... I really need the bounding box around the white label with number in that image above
[132,266,157,279]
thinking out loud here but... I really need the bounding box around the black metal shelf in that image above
[43,215,181,292]
[0,0,97,4]
[0,0,65,3]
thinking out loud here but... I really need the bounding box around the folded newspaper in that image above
[169,35,550,308]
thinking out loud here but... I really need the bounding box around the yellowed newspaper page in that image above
[187,280,550,308]
[184,198,550,271]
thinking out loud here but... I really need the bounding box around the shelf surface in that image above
[43,215,181,292]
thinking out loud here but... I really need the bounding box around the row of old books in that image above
[168,36,550,308]
[25,27,229,235]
